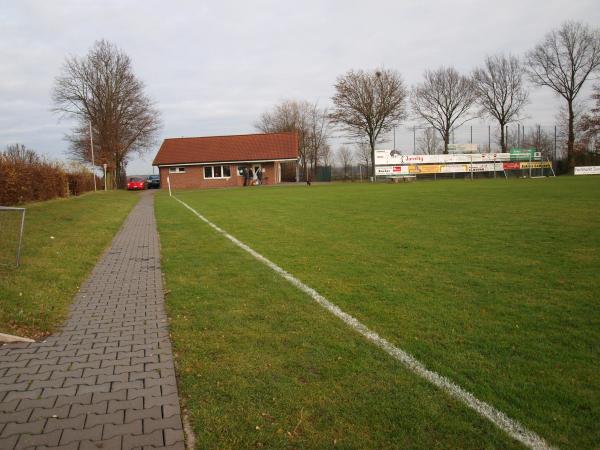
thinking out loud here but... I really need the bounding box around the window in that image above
[169,167,186,173]
[203,165,231,179]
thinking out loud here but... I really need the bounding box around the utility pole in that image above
[554,126,557,161]
[89,120,97,192]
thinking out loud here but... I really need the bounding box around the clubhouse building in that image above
[152,132,299,189]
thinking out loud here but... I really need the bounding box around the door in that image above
[253,164,261,183]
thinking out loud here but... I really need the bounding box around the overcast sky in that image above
[1,0,599,174]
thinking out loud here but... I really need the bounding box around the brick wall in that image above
[158,162,279,189]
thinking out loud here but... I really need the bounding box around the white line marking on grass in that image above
[172,195,555,450]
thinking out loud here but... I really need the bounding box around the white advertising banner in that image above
[574,166,600,175]
[375,150,542,166]
[439,163,504,173]
[447,143,479,153]
[375,165,410,176]
[376,151,512,166]
[376,162,505,175]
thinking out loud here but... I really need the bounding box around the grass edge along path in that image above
[0,191,139,339]
[171,194,553,450]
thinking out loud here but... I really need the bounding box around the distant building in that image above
[152,132,299,189]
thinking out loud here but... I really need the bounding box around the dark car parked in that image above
[147,174,160,189]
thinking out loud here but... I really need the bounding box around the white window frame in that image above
[169,167,186,173]
[203,165,231,179]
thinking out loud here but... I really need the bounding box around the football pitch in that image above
[155,177,600,449]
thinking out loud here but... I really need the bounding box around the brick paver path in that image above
[0,192,185,449]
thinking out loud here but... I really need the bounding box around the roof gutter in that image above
[153,157,299,167]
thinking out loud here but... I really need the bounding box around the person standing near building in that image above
[256,167,263,185]
[248,168,254,185]
[242,166,249,186]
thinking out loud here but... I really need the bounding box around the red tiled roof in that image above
[152,132,299,165]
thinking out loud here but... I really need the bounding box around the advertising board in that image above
[509,148,540,161]
[447,143,479,153]
[438,163,504,173]
[574,166,600,175]
[503,162,520,170]
[375,165,409,176]
[388,163,504,175]
[377,163,507,176]
[440,164,468,173]
[519,161,552,169]
[374,150,537,166]
[408,165,442,174]
[503,161,551,170]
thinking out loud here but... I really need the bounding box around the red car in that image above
[127,177,147,190]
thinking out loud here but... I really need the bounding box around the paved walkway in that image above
[0,192,185,450]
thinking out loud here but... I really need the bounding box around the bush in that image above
[0,144,99,205]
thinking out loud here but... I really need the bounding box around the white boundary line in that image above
[172,195,555,450]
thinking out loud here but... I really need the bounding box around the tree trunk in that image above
[500,122,506,152]
[568,99,575,169]
[443,131,450,154]
[115,167,120,189]
[370,143,376,181]
[304,157,309,183]
[115,154,123,189]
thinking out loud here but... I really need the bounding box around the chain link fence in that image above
[389,123,565,160]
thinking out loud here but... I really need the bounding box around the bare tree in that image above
[337,146,353,180]
[53,40,161,188]
[416,127,442,154]
[305,103,330,179]
[579,84,600,153]
[522,125,554,160]
[473,54,529,152]
[255,99,329,181]
[555,100,587,159]
[330,68,407,178]
[411,67,477,154]
[2,144,40,165]
[319,142,333,167]
[526,21,600,167]
[353,140,371,173]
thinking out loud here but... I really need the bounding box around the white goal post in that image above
[0,206,26,267]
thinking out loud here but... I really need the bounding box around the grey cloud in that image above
[1,0,599,174]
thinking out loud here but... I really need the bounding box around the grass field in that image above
[0,191,138,339]
[155,177,600,449]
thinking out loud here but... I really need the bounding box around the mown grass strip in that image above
[168,177,600,449]
[156,192,523,449]
[173,194,553,450]
[0,191,139,339]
